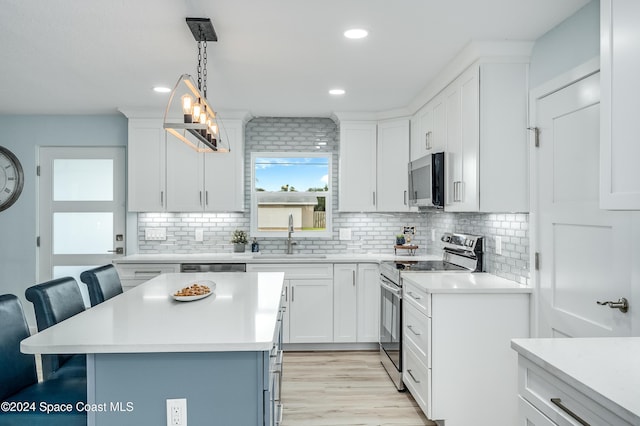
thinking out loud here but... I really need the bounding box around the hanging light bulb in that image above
[181,94,193,123]
[192,99,202,123]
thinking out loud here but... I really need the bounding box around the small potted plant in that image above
[231,229,248,253]
[396,234,406,245]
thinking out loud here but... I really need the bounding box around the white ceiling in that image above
[0,0,590,117]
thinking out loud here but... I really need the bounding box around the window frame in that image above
[250,152,332,238]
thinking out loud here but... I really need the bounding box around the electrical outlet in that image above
[195,228,204,242]
[166,398,187,426]
[339,228,352,240]
[495,236,502,255]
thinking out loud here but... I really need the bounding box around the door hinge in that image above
[36,236,40,247]
[527,127,540,148]
[534,252,540,270]
[36,165,40,176]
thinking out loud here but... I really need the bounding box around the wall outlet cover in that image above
[339,228,352,240]
[495,236,502,255]
[145,227,167,241]
[166,398,187,426]
[195,228,204,242]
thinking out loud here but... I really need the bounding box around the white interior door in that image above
[38,147,125,305]
[535,71,632,337]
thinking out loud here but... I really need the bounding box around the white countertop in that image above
[401,271,532,293]
[511,337,640,422]
[113,252,438,264]
[21,272,285,354]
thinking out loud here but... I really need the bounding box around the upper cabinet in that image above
[442,62,528,213]
[127,119,166,212]
[600,0,640,209]
[339,118,412,212]
[410,94,446,161]
[127,118,245,212]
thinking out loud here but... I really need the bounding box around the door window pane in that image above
[54,159,113,201]
[53,212,113,254]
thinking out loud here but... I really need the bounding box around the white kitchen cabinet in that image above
[355,263,379,342]
[127,119,166,212]
[600,0,640,209]
[402,278,529,426]
[166,119,244,212]
[333,264,357,342]
[247,263,334,344]
[113,263,180,292]
[410,96,446,161]
[517,356,634,425]
[339,121,377,212]
[443,62,528,213]
[333,263,380,343]
[377,118,411,211]
[339,119,411,212]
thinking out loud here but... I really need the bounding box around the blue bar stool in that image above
[0,294,86,425]
[80,264,123,307]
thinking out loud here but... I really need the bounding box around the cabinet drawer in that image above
[518,396,556,426]
[403,343,430,417]
[403,280,431,316]
[519,357,632,426]
[247,263,333,279]
[115,263,180,290]
[403,301,431,367]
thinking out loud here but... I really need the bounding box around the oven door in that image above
[379,274,402,372]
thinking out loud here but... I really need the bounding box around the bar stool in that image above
[80,264,123,307]
[0,294,86,425]
[25,277,87,381]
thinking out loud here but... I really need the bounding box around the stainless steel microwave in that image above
[408,152,445,208]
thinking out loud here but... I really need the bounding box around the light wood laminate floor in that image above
[281,351,434,426]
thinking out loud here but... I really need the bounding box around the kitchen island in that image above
[21,272,285,426]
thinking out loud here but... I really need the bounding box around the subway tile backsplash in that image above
[137,117,529,284]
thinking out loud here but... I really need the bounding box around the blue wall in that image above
[529,0,600,88]
[0,114,127,323]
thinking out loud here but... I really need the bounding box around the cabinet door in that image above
[431,96,446,153]
[289,279,333,343]
[446,67,480,212]
[356,264,380,342]
[203,119,244,212]
[339,121,377,212]
[411,106,432,161]
[333,264,357,342]
[377,118,411,212]
[166,136,204,211]
[127,119,166,211]
[282,281,290,344]
[600,0,640,209]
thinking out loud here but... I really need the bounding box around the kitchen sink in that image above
[251,254,327,259]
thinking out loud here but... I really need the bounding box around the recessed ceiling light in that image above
[153,86,171,93]
[344,29,368,39]
[329,89,346,96]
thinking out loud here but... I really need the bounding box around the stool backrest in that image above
[0,294,38,401]
[80,264,123,307]
[25,277,86,379]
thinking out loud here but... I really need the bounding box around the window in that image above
[251,152,331,237]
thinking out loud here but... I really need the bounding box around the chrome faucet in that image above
[287,213,297,254]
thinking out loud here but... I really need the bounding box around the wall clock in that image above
[0,146,24,212]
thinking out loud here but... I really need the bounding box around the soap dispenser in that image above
[251,237,260,253]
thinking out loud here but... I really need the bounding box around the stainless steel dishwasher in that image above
[180,263,247,273]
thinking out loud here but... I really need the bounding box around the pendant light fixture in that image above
[163,18,229,153]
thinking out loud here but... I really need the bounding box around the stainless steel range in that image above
[379,232,484,390]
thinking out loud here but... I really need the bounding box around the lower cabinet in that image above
[333,263,380,343]
[402,279,530,426]
[517,356,634,425]
[114,263,180,291]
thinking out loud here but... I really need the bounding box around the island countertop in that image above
[21,272,285,354]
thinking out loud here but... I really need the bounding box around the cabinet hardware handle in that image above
[407,369,420,384]
[291,286,294,302]
[407,325,421,336]
[199,191,203,206]
[404,190,407,205]
[205,191,209,206]
[352,270,356,286]
[160,191,164,207]
[550,398,590,426]
[373,192,376,206]
[284,286,288,302]
[407,291,421,300]
[596,297,629,313]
